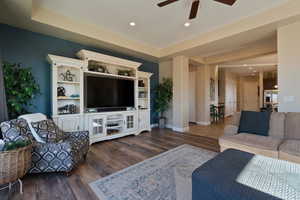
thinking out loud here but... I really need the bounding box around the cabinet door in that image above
[56,116,82,132]
[139,110,150,130]
[125,114,137,132]
[89,115,106,138]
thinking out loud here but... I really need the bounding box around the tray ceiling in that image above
[38,0,288,48]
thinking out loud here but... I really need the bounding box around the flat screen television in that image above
[84,74,135,111]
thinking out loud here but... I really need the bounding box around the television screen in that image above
[85,75,135,109]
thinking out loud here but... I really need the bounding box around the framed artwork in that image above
[210,78,215,101]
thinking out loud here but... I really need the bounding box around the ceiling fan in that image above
[157,0,237,20]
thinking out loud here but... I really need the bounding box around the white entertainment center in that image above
[47,50,152,144]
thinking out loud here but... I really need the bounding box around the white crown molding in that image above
[219,63,278,68]
[77,49,142,69]
[47,54,85,67]
[1,0,300,61]
[159,0,300,58]
[31,1,161,58]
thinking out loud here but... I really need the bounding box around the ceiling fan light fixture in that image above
[184,22,191,27]
[157,0,237,20]
[129,22,136,26]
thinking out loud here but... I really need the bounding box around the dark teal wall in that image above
[0,24,159,123]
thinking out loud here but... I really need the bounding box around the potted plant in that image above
[2,62,40,119]
[154,78,173,128]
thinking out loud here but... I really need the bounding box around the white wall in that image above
[219,68,238,116]
[238,76,259,111]
[278,21,300,112]
[225,71,237,116]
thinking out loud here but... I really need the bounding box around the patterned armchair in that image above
[29,130,89,174]
[0,114,89,174]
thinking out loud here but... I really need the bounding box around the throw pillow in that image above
[238,111,271,136]
[0,119,34,143]
[31,119,65,143]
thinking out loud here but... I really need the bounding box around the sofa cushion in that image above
[0,119,34,142]
[285,113,300,140]
[19,113,48,143]
[268,112,286,139]
[238,111,271,136]
[279,140,300,157]
[220,133,282,151]
[31,119,65,143]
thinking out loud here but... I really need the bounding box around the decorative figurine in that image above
[60,70,76,82]
[88,61,109,73]
[138,80,145,87]
[70,94,80,98]
[58,104,77,114]
[57,86,66,97]
[118,69,133,76]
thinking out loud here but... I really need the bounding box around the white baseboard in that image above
[151,123,173,129]
[165,124,173,129]
[196,121,211,126]
[153,124,190,132]
[151,123,158,128]
[172,126,189,133]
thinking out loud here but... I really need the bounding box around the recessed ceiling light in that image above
[129,22,136,26]
[184,22,191,27]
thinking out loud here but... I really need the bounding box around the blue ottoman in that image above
[192,149,292,200]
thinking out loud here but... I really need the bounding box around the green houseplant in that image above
[154,78,173,128]
[2,62,40,119]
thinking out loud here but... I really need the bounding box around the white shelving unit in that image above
[48,50,152,145]
[47,55,85,116]
[138,71,152,132]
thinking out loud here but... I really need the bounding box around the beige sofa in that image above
[219,112,300,164]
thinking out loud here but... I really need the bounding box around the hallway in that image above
[188,117,233,140]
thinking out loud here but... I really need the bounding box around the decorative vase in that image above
[159,117,166,129]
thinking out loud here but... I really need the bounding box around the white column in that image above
[278,21,300,112]
[211,65,219,105]
[159,60,173,127]
[196,65,211,125]
[259,71,264,108]
[172,56,189,132]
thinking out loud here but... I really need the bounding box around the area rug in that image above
[89,144,217,200]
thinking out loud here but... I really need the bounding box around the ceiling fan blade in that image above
[213,0,237,6]
[189,0,200,20]
[157,0,180,7]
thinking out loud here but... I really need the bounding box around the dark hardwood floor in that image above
[2,128,219,200]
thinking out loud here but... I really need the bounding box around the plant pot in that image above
[159,117,166,129]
